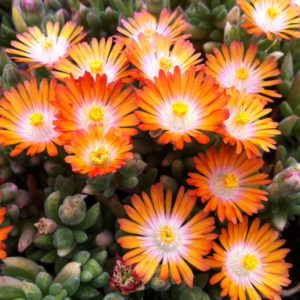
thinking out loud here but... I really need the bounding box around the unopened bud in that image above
[20,0,45,26]
[34,217,58,234]
[95,230,114,248]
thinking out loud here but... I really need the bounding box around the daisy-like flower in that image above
[0,78,61,157]
[109,255,142,295]
[52,37,131,83]
[205,42,282,103]
[187,145,271,224]
[6,21,86,70]
[125,34,202,81]
[237,0,300,40]
[0,207,13,260]
[64,126,133,177]
[222,89,280,158]
[118,183,216,287]
[136,67,229,149]
[209,217,292,300]
[116,9,189,44]
[53,72,139,142]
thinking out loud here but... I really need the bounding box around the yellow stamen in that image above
[88,106,104,122]
[29,112,44,126]
[223,173,239,188]
[160,225,176,244]
[243,254,259,272]
[41,37,53,50]
[90,60,103,74]
[159,57,173,72]
[144,27,155,39]
[89,147,110,166]
[172,101,189,117]
[235,112,250,125]
[267,7,280,19]
[236,67,250,80]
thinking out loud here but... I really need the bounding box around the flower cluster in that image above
[0,2,298,298]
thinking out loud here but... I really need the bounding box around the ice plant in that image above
[209,217,292,299]
[136,67,229,150]
[53,72,139,142]
[64,126,133,177]
[187,145,271,223]
[116,9,189,44]
[237,0,300,40]
[0,78,61,157]
[6,21,85,70]
[109,255,142,295]
[118,183,216,287]
[0,207,13,259]
[222,89,280,158]
[205,42,282,103]
[52,37,130,83]
[125,34,202,81]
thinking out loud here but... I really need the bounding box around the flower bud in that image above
[20,0,45,26]
[95,230,114,249]
[18,220,36,252]
[34,217,58,235]
[58,194,87,225]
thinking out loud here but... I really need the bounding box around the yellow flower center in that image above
[235,112,250,124]
[236,67,250,80]
[159,225,176,244]
[89,147,110,166]
[267,7,280,19]
[243,254,259,272]
[29,112,44,126]
[88,106,104,122]
[159,57,173,72]
[223,173,239,188]
[172,101,189,117]
[144,27,155,39]
[41,37,53,50]
[90,60,103,74]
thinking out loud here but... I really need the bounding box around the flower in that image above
[109,255,142,295]
[205,42,281,103]
[6,21,85,70]
[0,207,13,260]
[0,78,61,157]
[125,34,202,81]
[135,67,229,150]
[116,9,189,44]
[52,37,131,83]
[64,126,133,177]
[222,89,280,158]
[237,0,300,40]
[117,183,216,287]
[187,145,271,223]
[209,217,292,300]
[53,72,139,142]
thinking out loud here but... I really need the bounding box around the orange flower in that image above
[187,145,270,223]
[118,183,216,287]
[53,72,139,142]
[205,42,281,103]
[0,78,61,157]
[0,207,13,260]
[222,89,280,158]
[64,126,133,177]
[237,0,300,40]
[125,34,202,81]
[209,217,292,300]
[136,67,229,149]
[116,9,189,44]
[6,21,85,70]
[52,37,131,83]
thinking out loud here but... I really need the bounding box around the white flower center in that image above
[154,224,180,251]
[252,2,288,33]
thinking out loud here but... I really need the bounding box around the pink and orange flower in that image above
[136,67,229,149]
[0,78,61,157]
[187,145,271,223]
[118,183,216,287]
